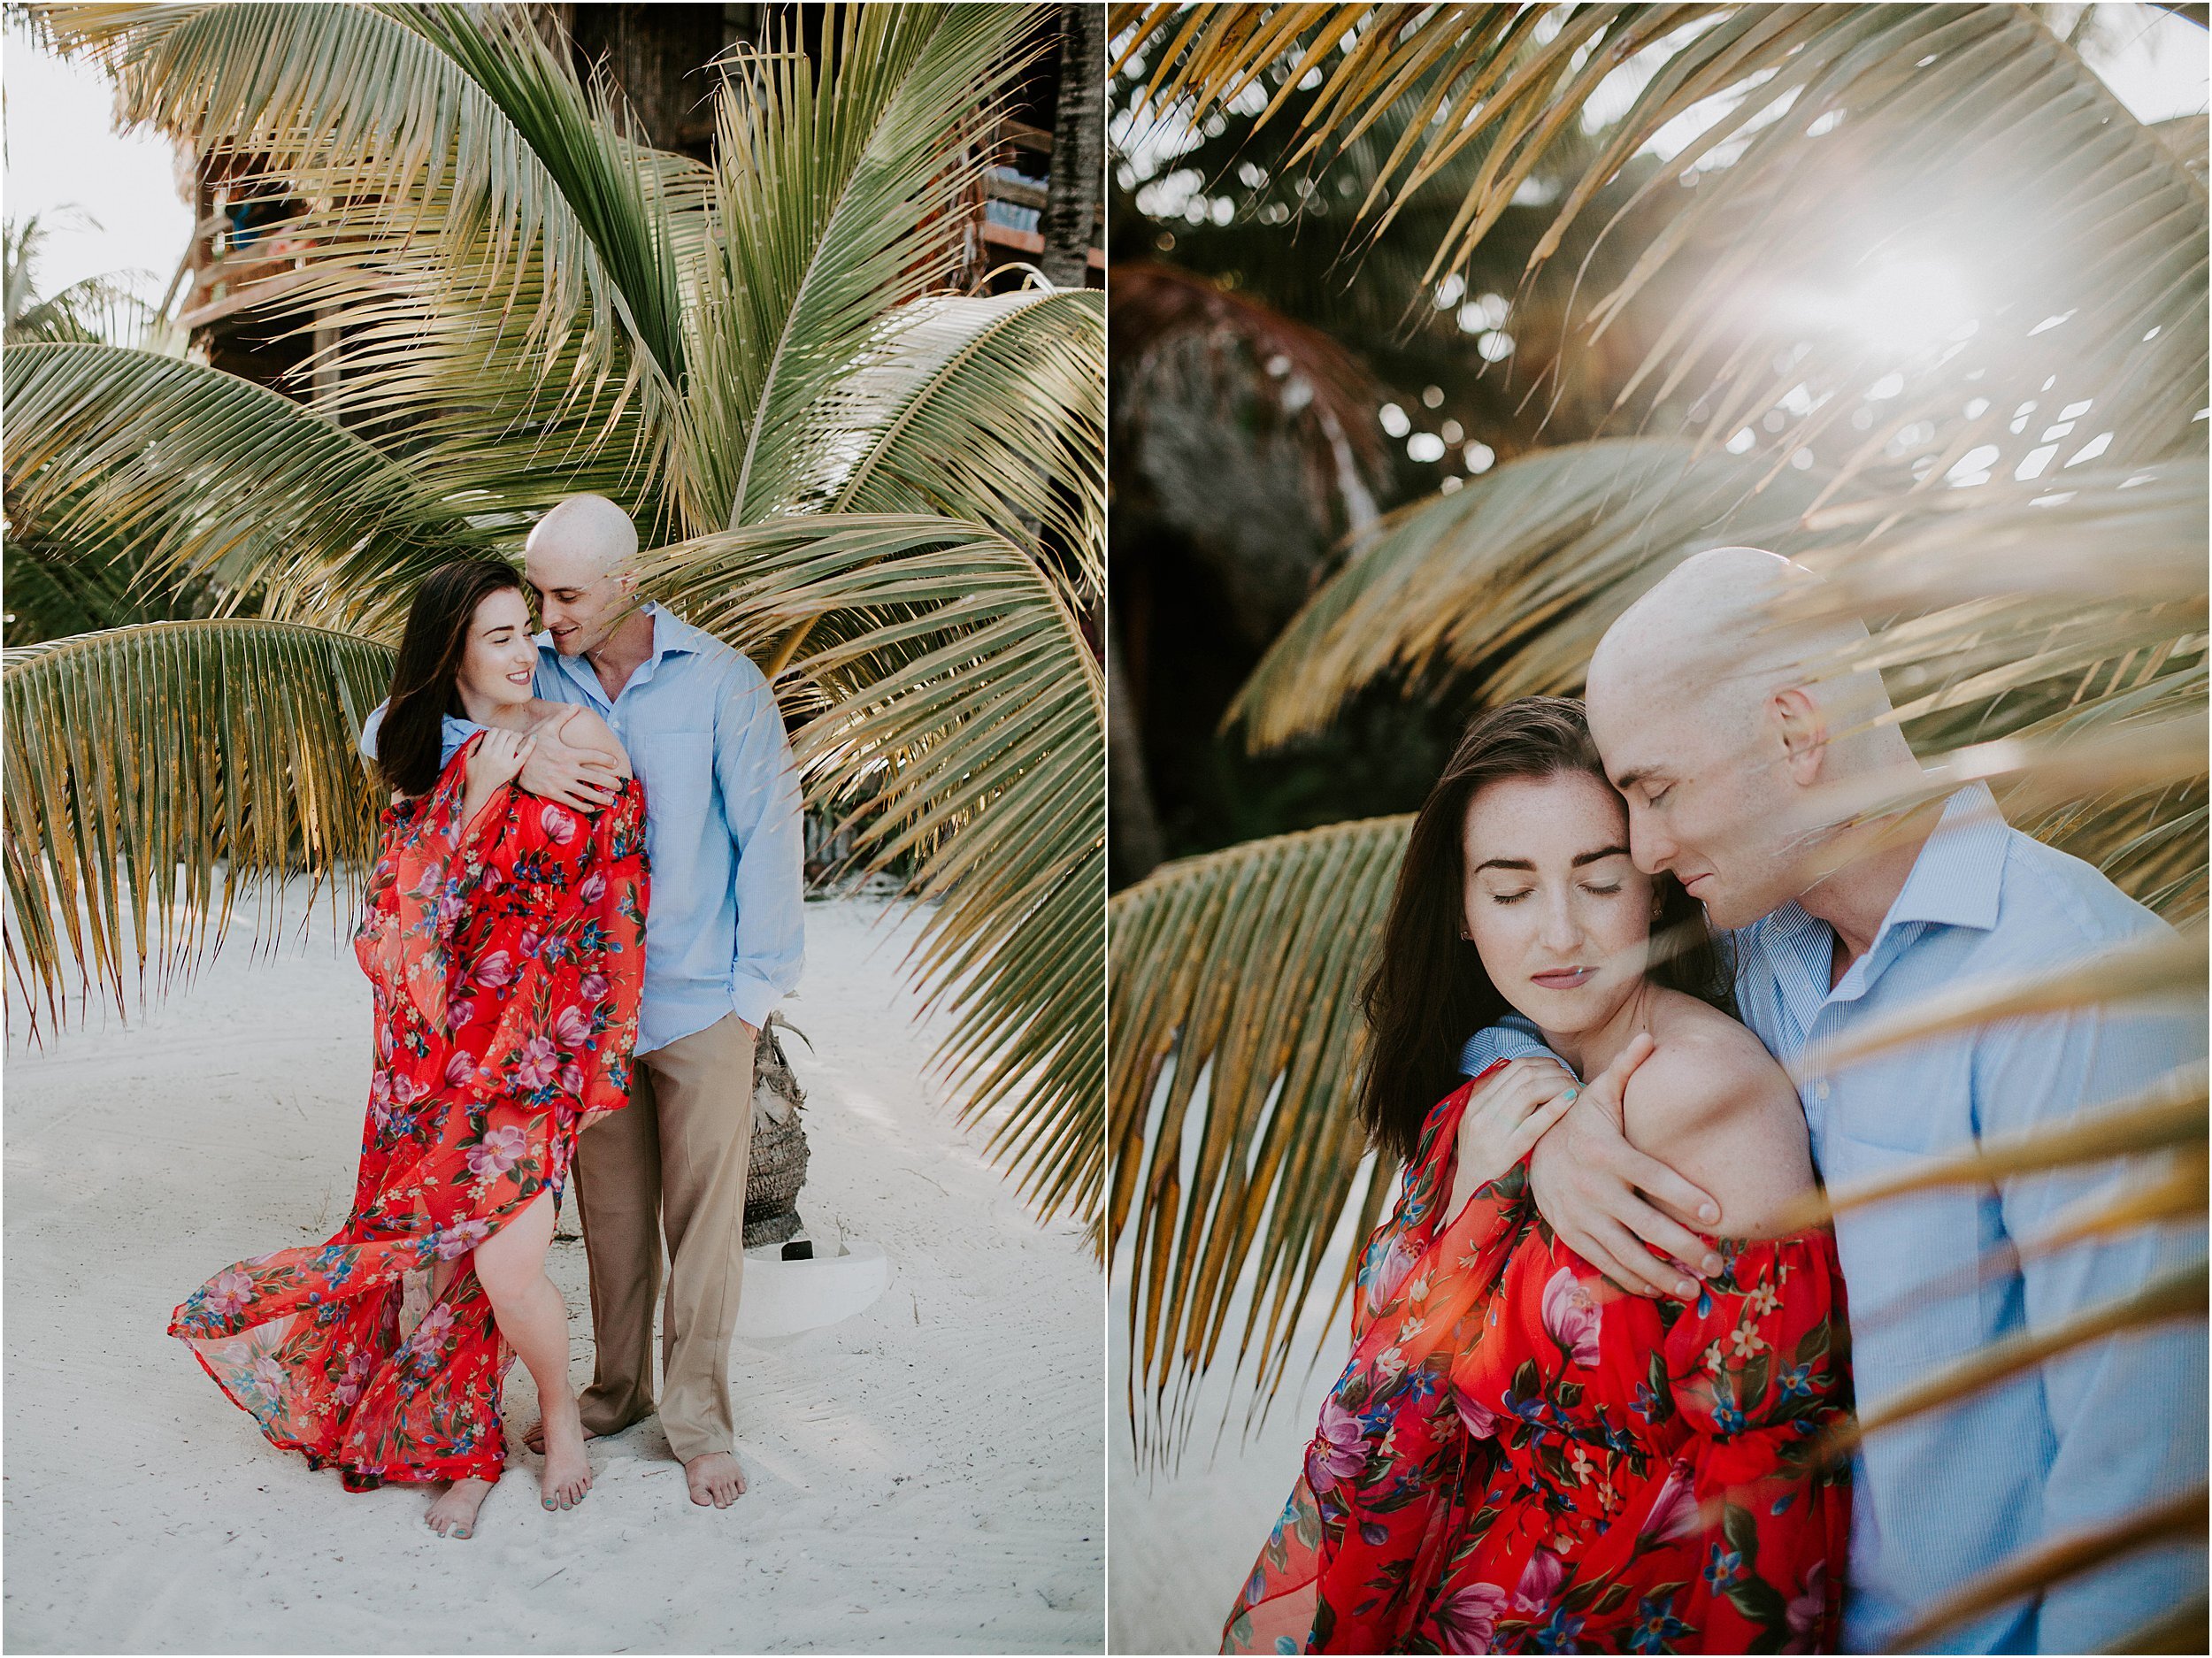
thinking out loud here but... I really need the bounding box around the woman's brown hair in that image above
[1356,695,1732,1165]
[375,559,527,797]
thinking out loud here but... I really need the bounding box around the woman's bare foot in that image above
[425,1477,495,1539]
[537,1388,594,1510]
[685,1450,746,1508]
[520,1418,602,1455]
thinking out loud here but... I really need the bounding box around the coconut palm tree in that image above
[3,2,1105,1228]
[1107,4,2205,1640]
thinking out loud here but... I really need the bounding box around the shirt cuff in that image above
[729,973,780,1032]
[1458,1013,1564,1078]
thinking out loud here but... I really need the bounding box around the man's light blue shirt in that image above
[360,602,805,1055]
[1461,785,2204,1654]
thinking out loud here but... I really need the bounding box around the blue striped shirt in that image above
[1460,784,2204,1653]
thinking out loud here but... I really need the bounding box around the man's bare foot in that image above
[685,1450,746,1508]
[425,1477,495,1539]
[536,1390,595,1510]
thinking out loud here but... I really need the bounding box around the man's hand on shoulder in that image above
[518,706,622,811]
[1525,1034,1724,1299]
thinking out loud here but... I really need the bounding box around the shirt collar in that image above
[534,599,703,666]
[1740,782,2008,1012]
[1882,781,2008,933]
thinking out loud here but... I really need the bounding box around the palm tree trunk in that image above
[1107,620,1166,885]
[1037,3,1102,288]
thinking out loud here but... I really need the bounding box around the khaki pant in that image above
[572,1012,756,1461]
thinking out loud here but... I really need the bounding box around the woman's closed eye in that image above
[1488,889,1532,905]
[1581,882,1622,897]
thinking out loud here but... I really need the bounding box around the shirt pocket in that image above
[628,730,712,808]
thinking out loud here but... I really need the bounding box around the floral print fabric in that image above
[1225,1063,1853,1654]
[171,740,649,1490]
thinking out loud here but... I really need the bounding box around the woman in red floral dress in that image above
[172,560,648,1540]
[1225,698,1851,1654]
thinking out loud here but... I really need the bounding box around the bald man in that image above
[362,496,803,1509]
[1461,549,2203,1653]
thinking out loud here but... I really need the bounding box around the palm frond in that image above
[1118,5,2208,487]
[1770,1063,2205,1235]
[683,2,1049,532]
[2106,1592,2210,1656]
[787,287,1107,603]
[3,619,392,1038]
[1819,1260,2206,1460]
[1109,261,1388,541]
[3,342,490,636]
[1790,925,2207,1083]
[1109,814,1411,1461]
[1882,1487,2208,1654]
[635,513,1102,1227]
[28,1,698,532]
[1231,434,2208,910]
[1232,435,1833,748]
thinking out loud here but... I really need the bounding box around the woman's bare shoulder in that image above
[524,701,630,770]
[1623,991,1810,1231]
[1627,994,1793,1127]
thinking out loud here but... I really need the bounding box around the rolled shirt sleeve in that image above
[714,658,806,1031]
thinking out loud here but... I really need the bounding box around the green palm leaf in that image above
[29,1,680,371]
[4,619,392,1038]
[29,1,698,533]
[3,342,488,635]
[637,514,1103,1226]
[1109,815,1410,1459]
[685,3,1047,532]
[790,288,1108,603]
[1232,437,2208,912]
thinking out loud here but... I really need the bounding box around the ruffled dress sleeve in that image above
[1225,1063,1537,1654]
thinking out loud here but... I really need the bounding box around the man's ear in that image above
[1771,686,1828,787]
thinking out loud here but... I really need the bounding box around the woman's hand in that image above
[460,728,535,839]
[1448,1057,1581,1218]
[467,727,536,793]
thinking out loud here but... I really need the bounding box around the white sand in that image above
[4,888,1102,1654]
[1106,1138,1373,1655]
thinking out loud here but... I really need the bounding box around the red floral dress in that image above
[1225,1063,1853,1654]
[170,738,649,1491]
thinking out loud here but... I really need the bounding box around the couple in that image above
[1228,549,2202,1654]
[170,495,804,1539]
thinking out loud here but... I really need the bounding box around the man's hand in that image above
[1525,1034,1724,1299]
[518,706,622,812]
